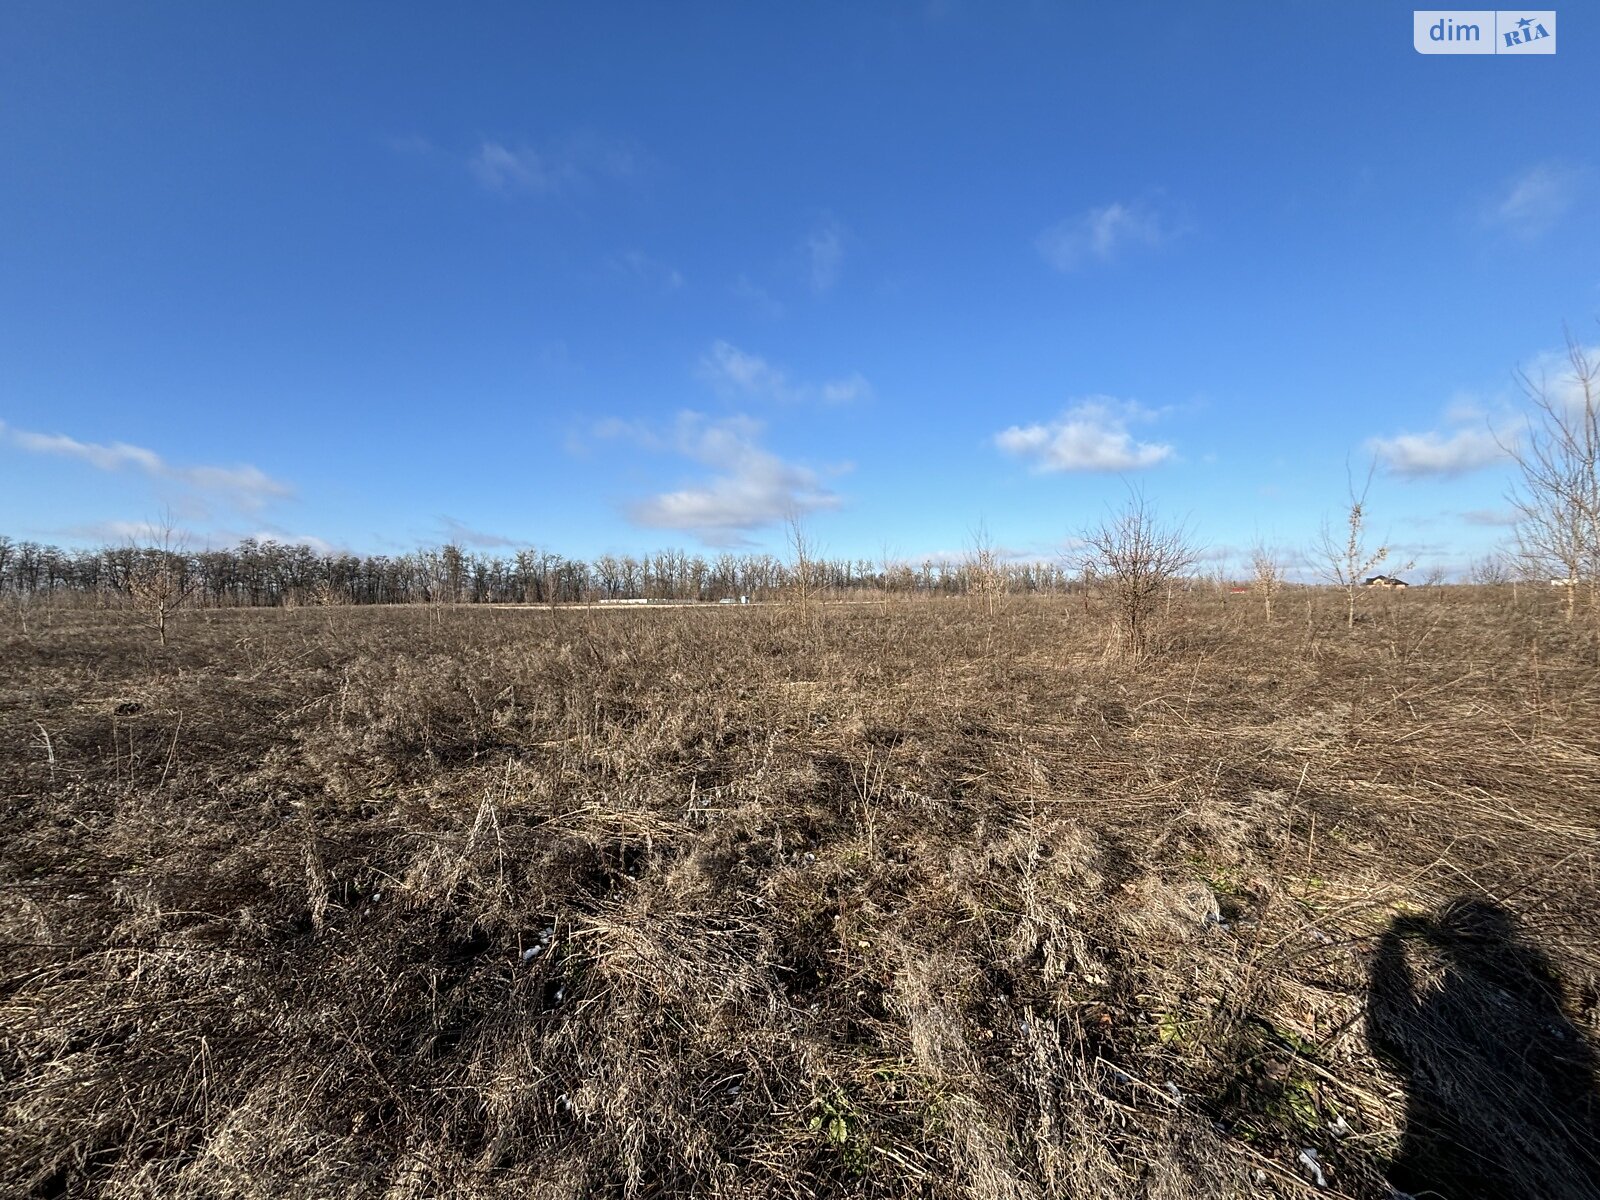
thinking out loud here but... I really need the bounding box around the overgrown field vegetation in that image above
[3,591,1598,1198]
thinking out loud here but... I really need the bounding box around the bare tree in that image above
[1076,559,1095,615]
[1469,551,1513,586]
[128,519,197,647]
[441,543,467,604]
[1249,542,1283,623]
[1314,463,1401,630]
[1081,491,1199,659]
[879,541,912,605]
[1200,564,1229,606]
[1505,332,1600,622]
[964,521,1006,623]
[785,509,819,623]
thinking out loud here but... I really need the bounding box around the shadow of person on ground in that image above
[1367,897,1600,1199]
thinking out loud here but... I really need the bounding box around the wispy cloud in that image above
[907,541,1058,567]
[471,142,578,193]
[58,518,183,545]
[1369,428,1508,478]
[731,274,785,318]
[439,515,518,548]
[1036,199,1177,271]
[55,518,336,554]
[994,398,1175,472]
[817,376,871,404]
[805,217,844,292]
[606,250,684,293]
[697,340,871,405]
[1485,163,1586,238]
[1,421,292,510]
[590,416,659,447]
[469,134,640,195]
[598,412,839,546]
[1461,508,1518,527]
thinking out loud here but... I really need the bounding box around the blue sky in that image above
[2,2,1596,575]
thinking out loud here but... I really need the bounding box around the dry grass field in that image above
[2,591,1597,1199]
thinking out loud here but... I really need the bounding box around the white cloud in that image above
[598,412,839,546]
[1461,508,1518,527]
[994,398,1175,472]
[697,340,871,405]
[1036,200,1174,271]
[3,422,292,510]
[1372,339,1598,480]
[1486,163,1585,238]
[244,528,338,556]
[1518,342,1600,413]
[469,135,639,195]
[701,342,775,393]
[181,463,288,500]
[1369,428,1508,478]
[8,429,161,473]
[806,218,844,292]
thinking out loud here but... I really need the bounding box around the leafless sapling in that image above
[128,521,198,647]
[964,521,1006,623]
[1504,331,1600,623]
[1080,491,1199,659]
[1250,542,1283,624]
[1313,463,1407,630]
[785,509,819,624]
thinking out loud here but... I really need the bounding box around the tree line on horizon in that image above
[0,534,1086,608]
[2,327,1594,628]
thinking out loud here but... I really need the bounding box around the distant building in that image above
[1363,576,1409,589]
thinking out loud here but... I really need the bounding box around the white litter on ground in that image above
[1297,1148,1327,1188]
